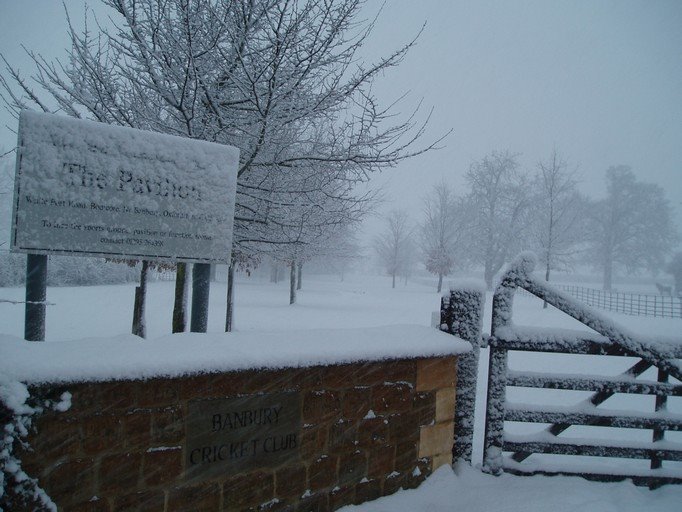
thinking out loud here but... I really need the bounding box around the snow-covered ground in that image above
[1,271,678,341]
[339,463,682,512]
[1,271,681,511]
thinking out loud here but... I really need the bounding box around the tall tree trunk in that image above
[484,262,494,291]
[296,262,303,290]
[543,261,550,309]
[133,260,149,338]
[172,262,188,333]
[270,264,280,283]
[603,257,613,292]
[225,263,235,332]
[289,261,297,304]
[437,273,443,293]
[392,272,396,289]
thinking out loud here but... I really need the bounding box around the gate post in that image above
[440,282,484,464]
[482,344,507,475]
[481,253,531,475]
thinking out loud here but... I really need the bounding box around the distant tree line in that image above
[375,149,679,292]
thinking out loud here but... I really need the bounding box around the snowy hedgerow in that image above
[0,378,70,511]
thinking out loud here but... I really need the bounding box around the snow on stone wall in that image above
[0,325,470,385]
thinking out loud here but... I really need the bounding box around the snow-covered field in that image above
[2,271,678,341]
[1,271,681,511]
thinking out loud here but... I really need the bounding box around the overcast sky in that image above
[1,0,681,239]
[361,0,682,231]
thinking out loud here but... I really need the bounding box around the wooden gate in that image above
[442,254,682,488]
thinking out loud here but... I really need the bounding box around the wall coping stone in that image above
[0,324,470,384]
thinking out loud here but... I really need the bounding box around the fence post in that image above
[482,345,507,475]
[440,284,484,464]
[482,270,518,475]
[651,369,669,470]
[480,254,537,474]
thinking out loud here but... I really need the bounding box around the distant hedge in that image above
[0,253,141,287]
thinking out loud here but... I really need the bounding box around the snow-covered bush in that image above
[0,378,70,511]
[0,254,140,287]
[0,253,25,287]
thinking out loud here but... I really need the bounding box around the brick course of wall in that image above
[19,355,457,511]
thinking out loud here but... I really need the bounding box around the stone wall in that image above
[20,355,457,511]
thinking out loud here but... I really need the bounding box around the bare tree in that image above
[294,222,363,281]
[224,249,260,332]
[399,233,419,286]
[280,217,365,304]
[374,209,414,288]
[586,166,678,291]
[464,150,531,289]
[531,149,586,306]
[0,154,21,287]
[0,154,12,249]
[258,170,372,304]
[419,181,466,292]
[318,224,363,282]
[666,252,682,296]
[1,0,441,326]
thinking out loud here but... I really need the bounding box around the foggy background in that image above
[1,0,680,250]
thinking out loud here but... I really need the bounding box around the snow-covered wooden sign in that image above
[11,111,238,263]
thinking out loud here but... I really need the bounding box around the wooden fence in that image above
[554,285,682,319]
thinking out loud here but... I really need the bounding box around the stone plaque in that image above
[186,392,301,479]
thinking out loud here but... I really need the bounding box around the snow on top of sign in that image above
[20,109,239,159]
[18,110,237,208]
[0,325,470,384]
